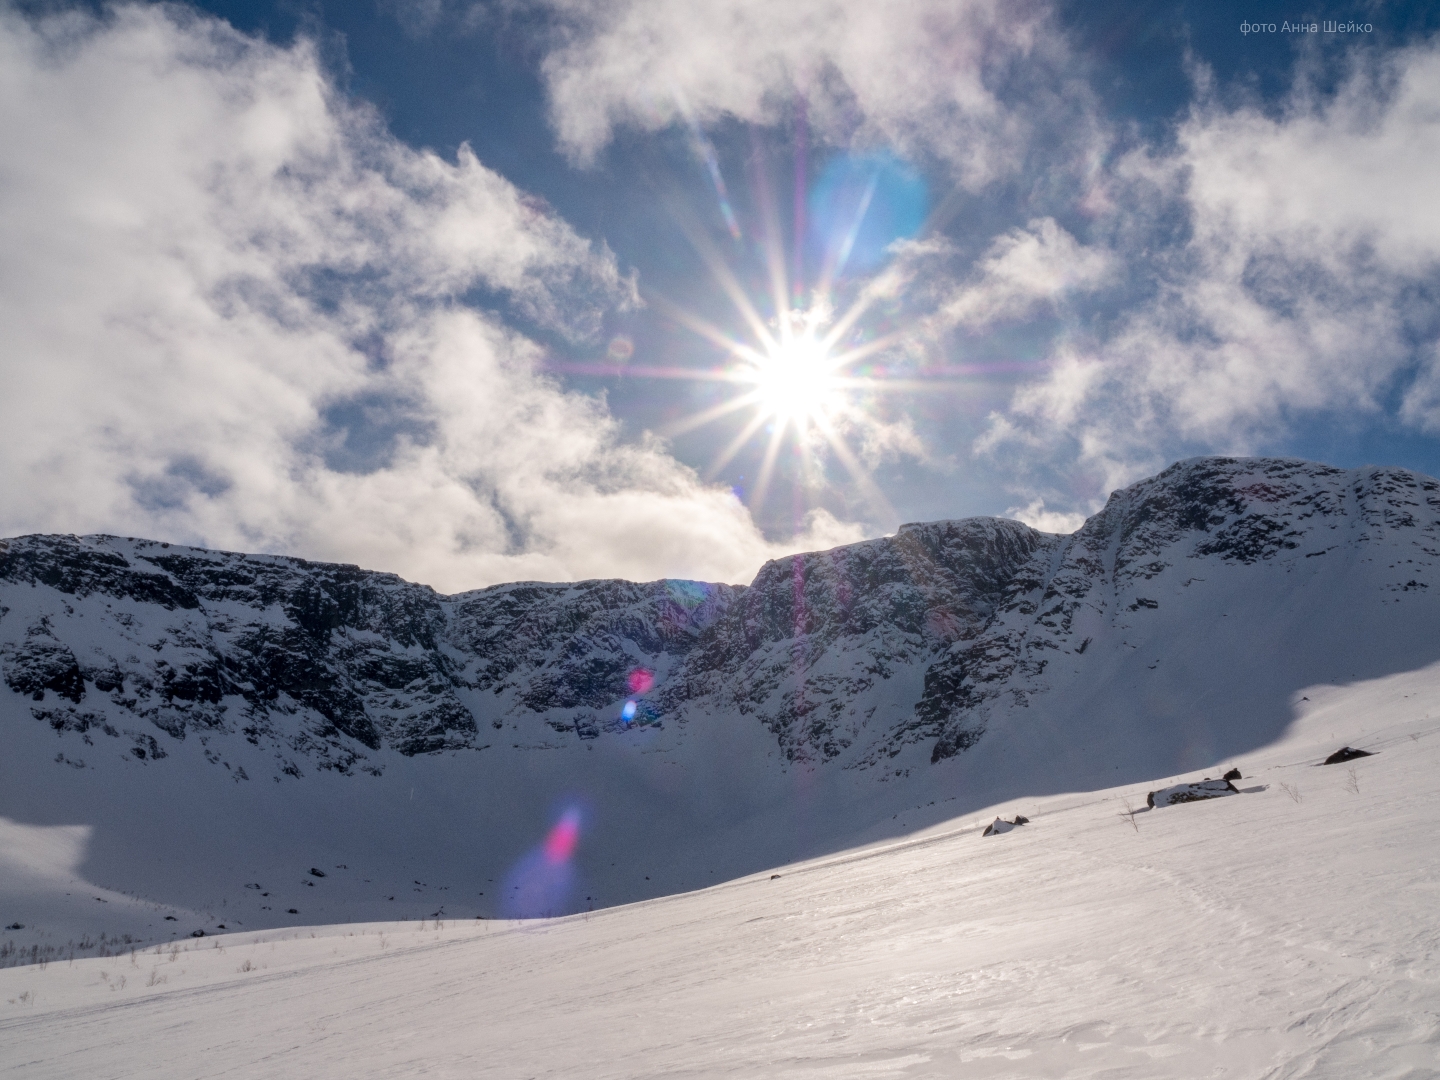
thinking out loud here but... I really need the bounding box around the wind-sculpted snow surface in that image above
[5,660,1439,1077]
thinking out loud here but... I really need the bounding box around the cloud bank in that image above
[533,0,1081,187]
[0,3,861,591]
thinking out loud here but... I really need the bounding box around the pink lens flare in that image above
[543,808,581,864]
[628,668,655,694]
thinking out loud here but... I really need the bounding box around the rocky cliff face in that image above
[4,457,1440,782]
[0,539,745,775]
[916,457,1440,760]
[660,517,1051,766]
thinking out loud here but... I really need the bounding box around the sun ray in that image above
[817,274,899,356]
[703,410,773,480]
[545,360,755,383]
[748,423,788,514]
[663,210,779,355]
[661,390,764,439]
[747,130,793,342]
[823,331,906,372]
[809,411,897,523]
[817,171,878,295]
[643,292,772,368]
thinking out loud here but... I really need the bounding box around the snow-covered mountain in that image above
[4,456,1440,942]
[0,516,1041,777]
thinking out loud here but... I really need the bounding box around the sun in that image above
[748,328,840,426]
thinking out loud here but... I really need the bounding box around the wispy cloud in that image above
[900,218,1114,335]
[981,39,1440,496]
[0,4,861,590]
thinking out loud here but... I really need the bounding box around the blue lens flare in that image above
[808,152,928,276]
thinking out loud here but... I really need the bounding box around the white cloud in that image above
[532,0,1080,186]
[0,4,862,590]
[981,40,1440,490]
[1004,498,1086,535]
[907,218,1113,333]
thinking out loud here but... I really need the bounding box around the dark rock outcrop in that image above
[1322,746,1374,764]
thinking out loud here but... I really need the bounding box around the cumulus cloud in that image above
[531,0,1082,186]
[0,3,862,590]
[981,40,1440,491]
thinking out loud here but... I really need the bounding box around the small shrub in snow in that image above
[1118,800,1141,832]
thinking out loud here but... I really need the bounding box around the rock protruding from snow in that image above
[1147,779,1239,808]
[1323,747,1375,764]
[982,815,1030,836]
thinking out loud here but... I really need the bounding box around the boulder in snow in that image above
[1323,746,1373,765]
[1146,778,1238,808]
[982,815,1030,836]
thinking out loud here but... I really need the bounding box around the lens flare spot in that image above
[544,808,581,864]
[809,151,927,274]
[606,335,634,362]
[501,806,584,918]
[628,668,655,694]
[621,700,638,722]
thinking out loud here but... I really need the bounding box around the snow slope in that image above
[4,455,1440,945]
[2,660,1437,1078]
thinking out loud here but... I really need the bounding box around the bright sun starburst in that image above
[540,138,995,520]
[747,314,841,425]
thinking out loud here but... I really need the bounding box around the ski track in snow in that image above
[2,664,1438,1078]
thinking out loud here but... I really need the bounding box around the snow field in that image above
[2,664,1438,1078]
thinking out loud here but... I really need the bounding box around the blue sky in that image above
[3,0,1439,588]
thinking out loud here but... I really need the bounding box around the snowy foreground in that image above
[3,665,1439,1078]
